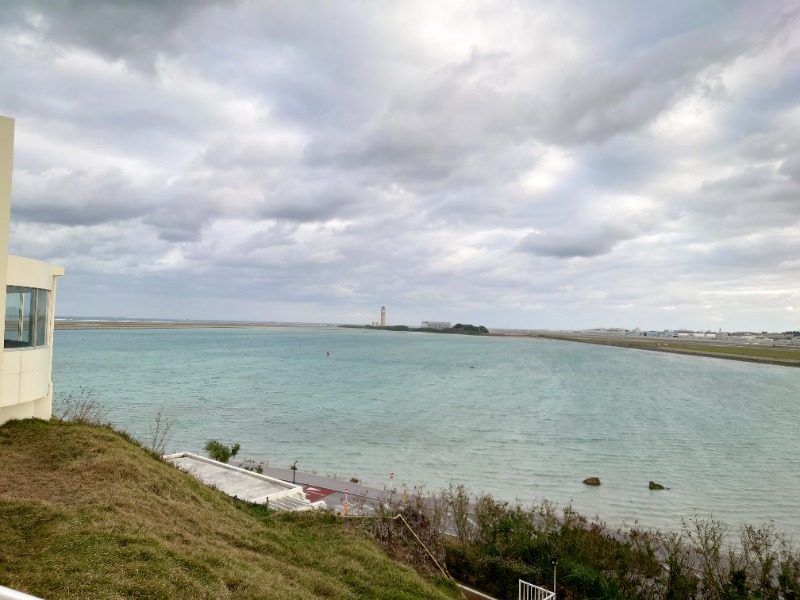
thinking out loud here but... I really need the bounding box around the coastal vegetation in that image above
[366,486,800,600]
[51,386,109,424]
[437,324,489,334]
[0,418,459,600]
[344,323,490,335]
[3,414,799,599]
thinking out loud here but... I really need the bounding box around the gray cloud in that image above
[517,221,646,259]
[702,167,772,194]
[258,177,371,222]
[779,154,800,182]
[546,29,740,144]
[303,48,543,190]
[0,0,221,71]
[12,168,149,225]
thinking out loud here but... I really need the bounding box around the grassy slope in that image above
[0,419,459,600]
[535,334,800,366]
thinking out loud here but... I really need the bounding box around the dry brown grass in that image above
[0,418,459,600]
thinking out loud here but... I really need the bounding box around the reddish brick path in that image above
[302,485,336,503]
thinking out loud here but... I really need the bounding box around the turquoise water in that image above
[52,327,800,541]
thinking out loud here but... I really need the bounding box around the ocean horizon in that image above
[52,326,800,543]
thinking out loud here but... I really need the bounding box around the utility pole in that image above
[552,558,558,596]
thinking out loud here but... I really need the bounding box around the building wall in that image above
[0,116,64,426]
[421,321,451,330]
[1,257,63,423]
[0,117,13,424]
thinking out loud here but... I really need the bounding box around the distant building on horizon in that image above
[421,321,451,330]
[380,306,386,327]
[0,116,64,426]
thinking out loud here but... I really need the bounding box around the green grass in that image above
[0,418,460,600]
[618,340,800,361]
[535,334,800,364]
[670,343,800,360]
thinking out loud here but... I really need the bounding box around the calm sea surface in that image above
[52,327,800,541]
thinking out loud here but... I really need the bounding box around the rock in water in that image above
[649,481,666,490]
[583,477,601,486]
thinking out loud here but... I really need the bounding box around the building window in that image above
[4,287,49,349]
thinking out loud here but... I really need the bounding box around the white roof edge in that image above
[164,452,302,493]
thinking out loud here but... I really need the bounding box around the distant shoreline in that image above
[54,320,311,330]
[528,332,800,368]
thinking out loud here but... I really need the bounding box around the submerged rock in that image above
[649,481,667,490]
[583,477,601,486]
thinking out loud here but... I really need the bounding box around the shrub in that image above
[53,387,109,424]
[140,409,173,456]
[429,487,799,600]
[204,440,240,463]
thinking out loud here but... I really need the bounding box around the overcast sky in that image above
[2,1,799,331]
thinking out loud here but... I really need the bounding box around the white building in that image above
[421,321,451,330]
[0,116,64,426]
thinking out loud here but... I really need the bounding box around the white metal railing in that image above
[0,585,44,600]
[519,579,555,600]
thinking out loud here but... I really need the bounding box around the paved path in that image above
[232,459,405,513]
[169,454,295,502]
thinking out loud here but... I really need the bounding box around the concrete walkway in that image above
[166,453,315,511]
[231,459,404,513]
[170,454,296,501]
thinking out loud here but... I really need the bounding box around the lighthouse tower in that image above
[380,306,386,326]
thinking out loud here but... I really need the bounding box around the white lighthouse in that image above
[380,306,386,326]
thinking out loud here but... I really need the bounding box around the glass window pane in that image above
[5,286,33,348]
[4,290,22,347]
[35,289,48,346]
[22,290,34,346]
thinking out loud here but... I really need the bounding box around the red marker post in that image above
[343,488,349,516]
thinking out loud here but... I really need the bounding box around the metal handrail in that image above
[0,586,44,600]
[519,579,555,600]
